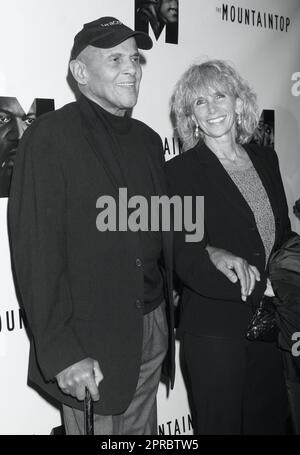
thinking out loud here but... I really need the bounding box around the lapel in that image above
[77,96,141,253]
[195,142,279,228]
[77,95,172,274]
[244,143,280,224]
[144,145,173,275]
[77,95,127,197]
[195,143,256,224]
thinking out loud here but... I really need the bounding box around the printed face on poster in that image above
[0,97,54,198]
[135,0,179,44]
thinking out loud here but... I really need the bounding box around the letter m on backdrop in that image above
[134,0,179,44]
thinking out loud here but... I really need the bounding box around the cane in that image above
[84,389,94,435]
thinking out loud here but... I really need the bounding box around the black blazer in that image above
[8,97,174,415]
[166,142,292,339]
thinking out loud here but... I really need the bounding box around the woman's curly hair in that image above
[171,59,260,151]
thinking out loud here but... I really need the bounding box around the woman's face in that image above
[191,86,241,141]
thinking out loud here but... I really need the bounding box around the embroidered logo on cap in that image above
[100,20,123,27]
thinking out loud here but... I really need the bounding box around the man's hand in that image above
[206,246,261,301]
[56,357,103,401]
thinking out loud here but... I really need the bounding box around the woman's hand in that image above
[206,246,261,301]
[264,278,275,297]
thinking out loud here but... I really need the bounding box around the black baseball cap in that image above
[71,16,153,59]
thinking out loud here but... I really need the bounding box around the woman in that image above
[166,60,293,434]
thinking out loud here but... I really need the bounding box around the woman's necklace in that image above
[218,146,252,170]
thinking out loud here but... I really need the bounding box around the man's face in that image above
[79,37,142,116]
[252,120,274,146]
[159,0,178,23]
[0,97,36,179]
[262,122,274,146]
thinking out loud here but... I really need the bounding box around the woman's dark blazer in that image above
[166,142,293,339]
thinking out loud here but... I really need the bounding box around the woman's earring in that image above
[236,113,241,126]
[194,124,200,139]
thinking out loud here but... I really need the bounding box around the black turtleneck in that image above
[86,97,164,314]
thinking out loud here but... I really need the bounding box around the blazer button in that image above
[136,258,142,267]
[254,252,260,257]
[135,299,143,309]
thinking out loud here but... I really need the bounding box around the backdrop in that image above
[0,0,299,434]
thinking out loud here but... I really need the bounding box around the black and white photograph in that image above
[0,0,299,440]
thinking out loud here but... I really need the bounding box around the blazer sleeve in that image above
[8,118,86,382]
[166,155,243,302]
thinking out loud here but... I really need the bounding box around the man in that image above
[0,97,54,197]
[9,17,174,435]
[135,0,178,40]
[158,0,178,24]
[251,111,274,148]
[0,97,36,197]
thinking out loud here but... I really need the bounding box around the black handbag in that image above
[246,295,279,342]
